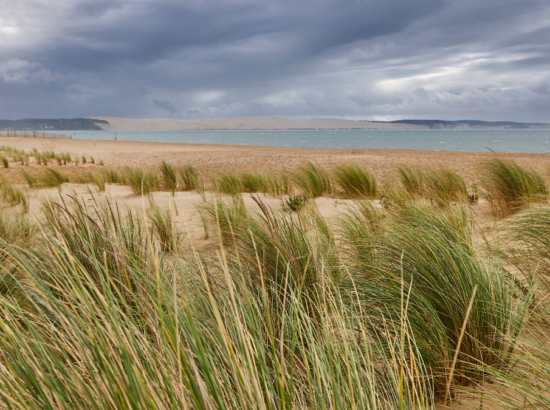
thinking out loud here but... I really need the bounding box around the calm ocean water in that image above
[68,130,550,153]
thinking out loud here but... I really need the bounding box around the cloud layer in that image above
[1,0,549,121]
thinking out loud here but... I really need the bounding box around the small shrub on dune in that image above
[480,158,547,216]
[333,164,377,198]
[293,162,332,198]
[284,195,309,212]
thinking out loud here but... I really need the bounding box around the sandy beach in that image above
[2,136,549,185]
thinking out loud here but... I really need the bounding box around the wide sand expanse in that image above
[1,136,549,185]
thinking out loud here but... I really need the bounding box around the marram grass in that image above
[480,157,548,215]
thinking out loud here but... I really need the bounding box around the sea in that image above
[67,129,550,153]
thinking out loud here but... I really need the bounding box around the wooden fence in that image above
[0,130,72,139]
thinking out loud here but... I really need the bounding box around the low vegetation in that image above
[480,158,547,215]
[0,156,550,408]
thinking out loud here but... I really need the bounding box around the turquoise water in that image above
[67,129,550,153]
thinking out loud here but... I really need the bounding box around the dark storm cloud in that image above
[0,0,549,121]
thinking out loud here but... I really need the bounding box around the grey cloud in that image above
[0,0,549,121]
[154,99,178,114]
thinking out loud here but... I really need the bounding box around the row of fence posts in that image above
[0,130,72,139]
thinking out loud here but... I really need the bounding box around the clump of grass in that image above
[397,166,467,206]
[178,164,199,191]
[267,173,293,196]
[40,168,69,190]
[125,167,159,195]
[22,172,38,188]
[0,200,435,409]
[1,155,8,168]
[239,172,269,193]
[103,169,123,184]
[1,184,29,212]
[91,173,106,192]
[293,162,332,198]
[81,156,87,164]
[159,161,178,194]
[212,171,243,196]
[480,158,547,215]
[0,211,35,261]
[90,157,95,164]
[506,206,550,282]
[345,202,530,392]
[148,207,182,252]
[333,164,377,198]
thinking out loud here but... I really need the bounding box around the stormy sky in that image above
[1,0,549,122]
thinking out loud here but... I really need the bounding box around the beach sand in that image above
[1,136,549,185]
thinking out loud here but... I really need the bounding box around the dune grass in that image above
[0,198,436,408]
[40,168,69,190]
[148,206,182,252]
[333,164,377,198]
[177,164,199,191]
[159,160,178,194]
[397,166,468,206]
[342,202,529,392]
[125,167,160,195]
[293,162,332,198]
[1,160,549,407]
[103,169,123,184]
[480,158,548,215]
[1,155,8,168]
[211,171,243,195]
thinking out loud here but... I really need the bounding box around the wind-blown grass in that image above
[40,168,69,190]
[104,169,123,184]
[0,195,436,409]
[343,202,530,392]
[178,164,199,191]
[159,160,178,194]
[211,171,243,195]
[506,206,550,284]
[397,166,467,206]
[1,184,29,212]
[293,162,332,198]
[333,164,377,198]
[148,206,182,252]
[125,167,160,195]
[480,158,548,215]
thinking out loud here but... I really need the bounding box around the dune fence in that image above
[0,130,72,139]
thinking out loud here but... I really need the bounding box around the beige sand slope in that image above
[89,116,427,131]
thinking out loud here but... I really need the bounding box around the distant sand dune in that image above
[88,116,427,131]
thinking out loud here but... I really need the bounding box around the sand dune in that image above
[88,116,426,131]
